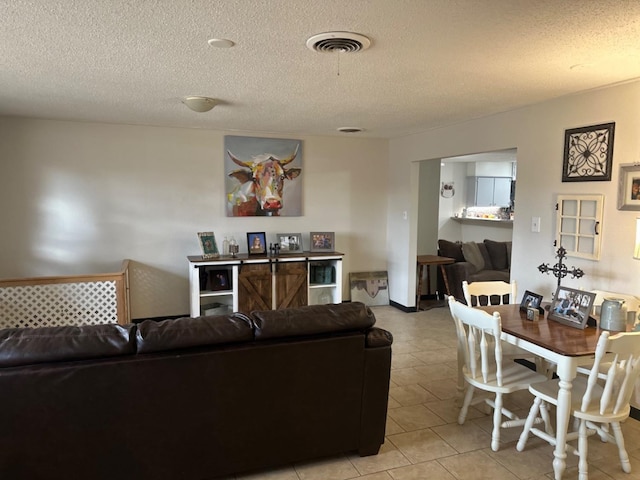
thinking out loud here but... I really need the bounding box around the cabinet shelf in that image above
[309,283,337,289]
[200,290,234,297]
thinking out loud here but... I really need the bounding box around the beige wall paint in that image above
[390,80,640,308]
[0,118,389,318]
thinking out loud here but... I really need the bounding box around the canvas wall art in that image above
[224,136,302,217]
[349,271,389,306]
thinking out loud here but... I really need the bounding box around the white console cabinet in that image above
[188,253,343,317]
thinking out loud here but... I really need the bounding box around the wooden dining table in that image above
[476,304,601,480]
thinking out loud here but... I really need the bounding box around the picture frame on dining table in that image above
[548,286,596,330]
[519,290,544,313]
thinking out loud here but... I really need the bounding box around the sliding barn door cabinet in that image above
[188,253,343,317]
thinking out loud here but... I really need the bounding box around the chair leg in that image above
[578,419,589,480]
[491,393,503,451]
[539,400,554,436]
[611,422,632,474]
[458,384,475,424]
[517,396,542,451]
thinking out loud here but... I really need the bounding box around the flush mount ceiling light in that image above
[182,96,217,113]
[306,31,371,53]
[337,127,364,133]
[207,38,235,48]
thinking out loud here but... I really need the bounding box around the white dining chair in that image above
[517,330,640,480]
[462,280,517,307]
[448,296,548,451]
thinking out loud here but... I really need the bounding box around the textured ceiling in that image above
[2,0,640,138]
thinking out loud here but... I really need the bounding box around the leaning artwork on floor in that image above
[350,271,389,306]
[224,135,302,217]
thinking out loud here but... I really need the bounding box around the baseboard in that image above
[390,300,415,313]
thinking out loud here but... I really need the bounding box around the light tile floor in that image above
[226,305,640,480]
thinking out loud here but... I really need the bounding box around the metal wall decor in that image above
[562,122,615,182]
[538,246,584,290]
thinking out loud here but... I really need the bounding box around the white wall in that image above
[0,117,389,318]
[389,80,640,308]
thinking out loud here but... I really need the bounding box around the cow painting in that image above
[225,137,302,217]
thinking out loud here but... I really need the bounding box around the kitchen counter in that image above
[451,216,513,226]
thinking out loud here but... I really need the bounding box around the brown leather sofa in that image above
[0,302,392,480]
[437,239,512,303]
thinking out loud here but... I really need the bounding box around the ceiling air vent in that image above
[306,32,371,53]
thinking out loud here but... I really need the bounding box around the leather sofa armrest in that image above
[366,327,393,348]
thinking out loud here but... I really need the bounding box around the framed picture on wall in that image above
[562,122,615,182]
[617,164,640,211]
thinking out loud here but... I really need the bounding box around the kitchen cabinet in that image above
[467,176,512,207]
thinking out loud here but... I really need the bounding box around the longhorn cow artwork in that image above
[224,136,303,217]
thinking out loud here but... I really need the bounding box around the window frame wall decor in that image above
[224,136,303,217]
[562,122,615,182]
[555,194,604,261]
[617,163,640,211]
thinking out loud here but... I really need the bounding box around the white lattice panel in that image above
[0,281,119,329]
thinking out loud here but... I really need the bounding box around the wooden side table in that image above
[416,255,455,311]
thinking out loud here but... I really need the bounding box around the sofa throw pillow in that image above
[461,242,485,273]
[484,239,508,271]
[437,239,465,262]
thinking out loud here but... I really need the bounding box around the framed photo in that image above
[277,232,303,253]
[617,164,640,211]
[548,286,596,330]
[207,269,230,291]
[310,232,335,252]
[247,231,267,255]
[562,122,615,182]
[198,232,219,259]
[519,290,543,312]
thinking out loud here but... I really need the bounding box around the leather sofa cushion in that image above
[252,302,375,340]
[484,239,509,271]
[437,239,465,262]
[136,313,253,354]
[0,324,135,367]
[461,242,485,273]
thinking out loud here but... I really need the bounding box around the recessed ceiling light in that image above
[337,127,364,133]
[208,38,235,48]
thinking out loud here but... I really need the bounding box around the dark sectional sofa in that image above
[0,302,392,480]
[438,239,512,302]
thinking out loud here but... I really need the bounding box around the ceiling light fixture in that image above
[337,127,364,133]
[182,96,217,113]
[208,38,235,48]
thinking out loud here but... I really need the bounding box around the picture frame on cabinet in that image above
[310,232,335,252]
[247,231,267,255]
[562,122,615,182]
[197,232,220,259]
[617,164,640,211]
[277,233,303,253]
[207,269,230,291]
